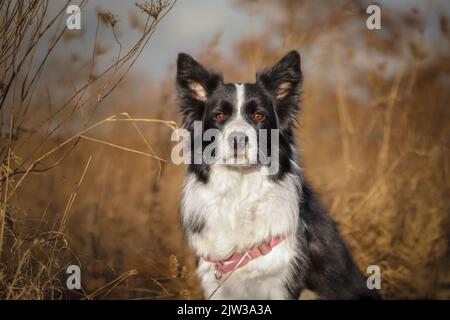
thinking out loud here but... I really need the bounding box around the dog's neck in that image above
[223,164,264,175]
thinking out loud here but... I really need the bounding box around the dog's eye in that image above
[214,113,226,121]
[252,112,265,121]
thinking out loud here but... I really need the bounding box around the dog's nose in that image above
[228,131,249,151]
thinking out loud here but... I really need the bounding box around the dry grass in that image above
[0,0,186,299]
[1,0,449,299]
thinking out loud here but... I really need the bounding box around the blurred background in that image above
[0,0,449,299]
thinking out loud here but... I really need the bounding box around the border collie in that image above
[176,50,380,300]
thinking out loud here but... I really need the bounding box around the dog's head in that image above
[176,51,302,175]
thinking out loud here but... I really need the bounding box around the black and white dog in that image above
[176,50,380,300]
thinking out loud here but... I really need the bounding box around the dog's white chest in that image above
[181,166,301,299]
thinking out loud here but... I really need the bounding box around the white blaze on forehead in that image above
[234,83,245,120]
[221,83,258,164]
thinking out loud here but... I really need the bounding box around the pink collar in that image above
[203,235,285,279]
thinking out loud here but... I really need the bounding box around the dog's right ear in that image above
[176,53,222,102]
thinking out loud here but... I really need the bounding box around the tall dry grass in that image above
[1,0,449,300]
[0,0,184,299]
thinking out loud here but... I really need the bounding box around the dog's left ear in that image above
[257,50,302,102]
[176,53,222,102]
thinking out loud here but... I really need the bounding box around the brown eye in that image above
[214,113,226,121]
[252,112,265,121]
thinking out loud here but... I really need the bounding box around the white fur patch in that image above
[218,84,256,165]
[181,165,302,299]
[234,83,245,120]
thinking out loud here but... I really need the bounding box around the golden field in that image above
[0,0,449,299]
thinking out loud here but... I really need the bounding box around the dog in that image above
[176,50,380,300]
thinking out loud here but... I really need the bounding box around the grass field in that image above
[1,0,449,299]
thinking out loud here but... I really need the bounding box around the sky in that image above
[42,0,450,95]
[74,0,275,78]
